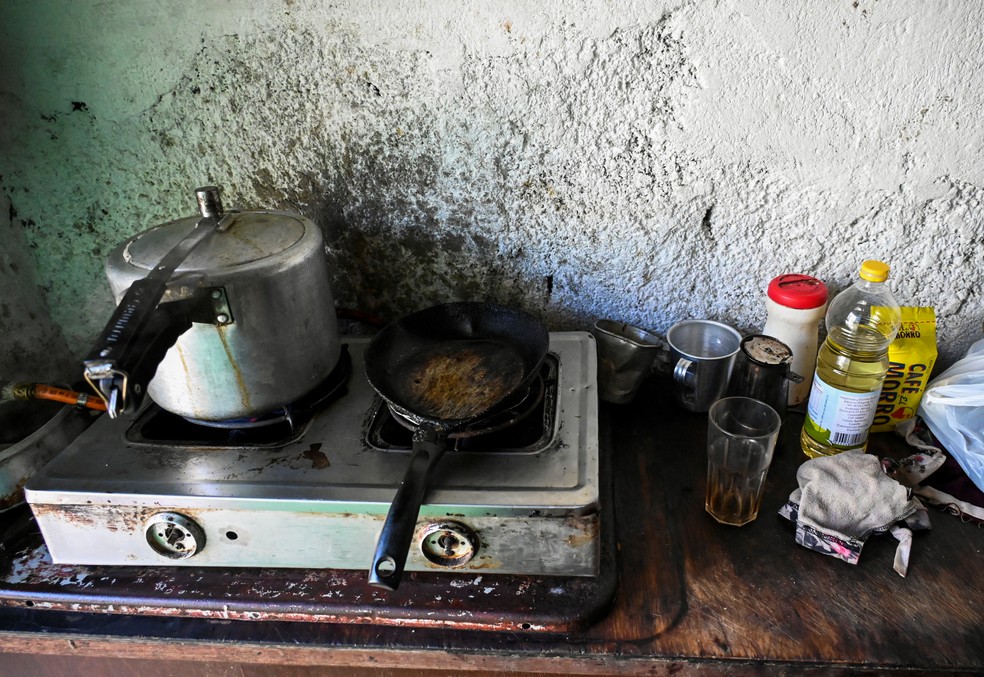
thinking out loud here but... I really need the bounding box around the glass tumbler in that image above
[705,396,781,526]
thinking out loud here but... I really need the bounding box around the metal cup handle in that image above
[673,357,697,405]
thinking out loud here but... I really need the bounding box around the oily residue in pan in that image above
[396,340,525,421]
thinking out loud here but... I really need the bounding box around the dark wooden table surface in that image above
[1,376,982,676]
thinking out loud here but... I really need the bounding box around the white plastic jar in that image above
[762,274,828,406]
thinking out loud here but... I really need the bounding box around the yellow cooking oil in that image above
[800,261,901,459]
[800,325,891,458]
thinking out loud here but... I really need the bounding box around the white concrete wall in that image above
[1,0,982,367]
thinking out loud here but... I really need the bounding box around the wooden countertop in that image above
[1,377,982,675]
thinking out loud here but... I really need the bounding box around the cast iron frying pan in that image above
[364,302,548,590]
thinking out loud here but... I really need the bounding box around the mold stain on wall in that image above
[1,1,982,367]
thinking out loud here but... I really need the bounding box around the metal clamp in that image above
[82,361,129,418]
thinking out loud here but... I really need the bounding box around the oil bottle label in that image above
[803,374,881,448]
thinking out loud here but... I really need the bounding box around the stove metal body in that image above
[25,333,599,577]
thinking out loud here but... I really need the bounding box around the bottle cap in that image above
[859,260,890,283]
[767,274,828,309]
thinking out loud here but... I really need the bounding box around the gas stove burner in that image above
[132,345,352,447]
[387,371,546,440]
[182,410,295,430]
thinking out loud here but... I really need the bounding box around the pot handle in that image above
[369,427,448,591]
[83,187,235,418]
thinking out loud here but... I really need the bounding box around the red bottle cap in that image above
[767,274,828,310]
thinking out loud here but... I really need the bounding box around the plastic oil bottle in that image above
[800,260,902,458]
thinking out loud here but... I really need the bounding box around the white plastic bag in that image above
[918,338,984,492]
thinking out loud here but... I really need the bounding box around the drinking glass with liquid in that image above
[705,396,782,526]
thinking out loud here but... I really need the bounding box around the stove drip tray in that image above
[9,333,612,631]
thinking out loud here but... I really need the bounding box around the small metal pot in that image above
[102,192,340,422]
[727,335,803,421]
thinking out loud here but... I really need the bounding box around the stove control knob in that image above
[419,521,479,568]
[145,512,206,559]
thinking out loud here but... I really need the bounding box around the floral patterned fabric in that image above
[888,417,984,525]
[778,450,927,576]
[778,499,865,565]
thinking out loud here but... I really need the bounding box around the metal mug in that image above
[592,320,663,404]
[666,320,742,412]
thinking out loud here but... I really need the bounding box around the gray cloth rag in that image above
[778,450,925,576]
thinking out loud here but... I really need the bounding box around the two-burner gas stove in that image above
[24,332,601,580]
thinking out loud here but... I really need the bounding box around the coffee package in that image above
[871,307,938,433]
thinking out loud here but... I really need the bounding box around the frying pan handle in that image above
[369,428,447,591]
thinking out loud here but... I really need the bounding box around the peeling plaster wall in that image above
[1,0,982,370]
[0,194,75,383]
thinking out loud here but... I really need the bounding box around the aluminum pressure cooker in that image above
[85,186,341,422]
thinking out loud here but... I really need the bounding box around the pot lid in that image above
[121,211,308,273]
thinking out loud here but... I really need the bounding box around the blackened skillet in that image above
[364,302,549,590]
